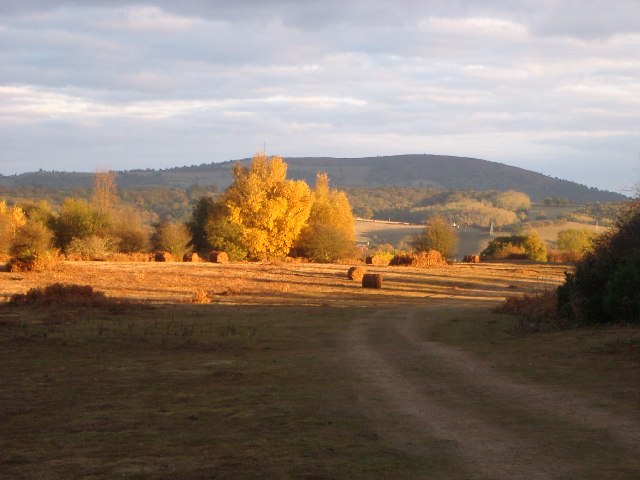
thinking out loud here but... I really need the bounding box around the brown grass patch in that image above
[494,289,567,332]
[390,250,445,267]
[10,283,110,308]
[189,288,211,304]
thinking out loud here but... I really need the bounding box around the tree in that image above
[413,215,458,258]
[557,229,596,256]
[223,153,313,259]
[523,229,547,262]
[481,229,547,262]
[296,173,356,262]
[204,201,248,261]
[0,201,26,255]
[92,170,118,216]
[152,220,191,258]
[52,198,106,251]
[188,195,219,253]
[111,205,151,253]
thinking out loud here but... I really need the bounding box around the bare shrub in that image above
[67,235,115,261]
[189,289,211,304]
[10,283,108,307]
[494,290,566,332]
[390,250,445,267]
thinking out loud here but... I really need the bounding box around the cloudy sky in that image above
[1,1,639,193]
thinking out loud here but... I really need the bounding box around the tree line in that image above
[0,154,358,269]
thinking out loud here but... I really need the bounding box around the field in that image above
[1,260,639,479]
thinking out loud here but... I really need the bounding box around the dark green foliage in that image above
[557,199,640,325]
[52,198,109,251]
[296,224,356,262]
[204,205,248,261]
[188,196,218,253]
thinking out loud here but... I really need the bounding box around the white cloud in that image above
[0,0,639,192]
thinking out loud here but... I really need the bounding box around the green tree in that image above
[296,173,356,262]
[52,198,107,251]
[523,229,547,262]
[481,229,547,261]
[111,205,151,253]
[413,215,459,258]
[204,201,248,261]
[557,229,596,256]
[223,153,313,260]
[152,220,191,258]
[188,196,219,253]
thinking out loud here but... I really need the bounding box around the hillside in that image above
[0,154,626,203]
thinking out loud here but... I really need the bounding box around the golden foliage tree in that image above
[296,173,356,262]
[0,201,27,255]
[223,153,313,260]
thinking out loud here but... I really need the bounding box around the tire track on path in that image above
[396,309,640,453]
[346,309,577,480]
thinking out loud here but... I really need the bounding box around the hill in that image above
[0,154,626,203]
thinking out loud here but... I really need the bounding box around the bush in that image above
[494,290,566,332]
[557,198,640,325]
[67,235,115,261]
[10,283,108,307]
[152,221,191,258]
[481,230,547,262]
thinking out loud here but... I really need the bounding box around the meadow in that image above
[1,260,638,479]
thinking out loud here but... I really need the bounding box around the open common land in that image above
[1,260,639,479]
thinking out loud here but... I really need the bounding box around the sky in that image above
[1,0,639,194]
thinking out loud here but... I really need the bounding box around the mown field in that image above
[1,260,638,479]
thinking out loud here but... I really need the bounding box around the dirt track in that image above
[346,307,640,479]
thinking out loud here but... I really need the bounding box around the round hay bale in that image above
[362,273,383,289]
[209,251,229,263]
[347,266,366,281]
[183,252,201,262]
[366,253,392,266]
[154,251,174,262]
[463,255,480,263]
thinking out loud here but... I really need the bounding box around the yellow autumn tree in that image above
[0,201,27,255]
[223,153,313,260]
[296,173,356,262]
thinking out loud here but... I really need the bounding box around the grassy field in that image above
[1,260,638,479]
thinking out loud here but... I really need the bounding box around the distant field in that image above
[356,219,606,257]
[1,261,638,479]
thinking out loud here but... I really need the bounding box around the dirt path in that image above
[345,307,640,479]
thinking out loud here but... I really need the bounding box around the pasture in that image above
[1,260,639,479]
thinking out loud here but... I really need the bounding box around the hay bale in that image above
[209,251,229,263]
[362,273,383,289]
[463,255,480,263]
[183,252,201,262]
[154,251,175,262]
[347,266,366,281]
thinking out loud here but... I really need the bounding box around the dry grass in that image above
[0,260,570,306]
[1,259,638,479]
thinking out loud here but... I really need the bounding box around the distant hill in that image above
[0,154,627,203]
